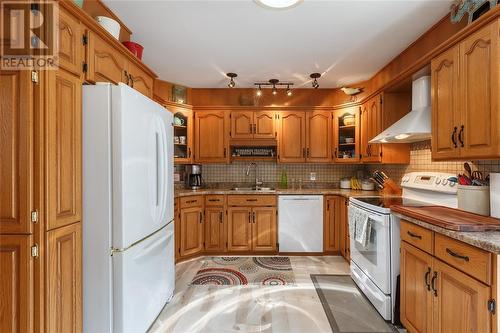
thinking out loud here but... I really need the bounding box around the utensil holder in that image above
[458,185,490,216]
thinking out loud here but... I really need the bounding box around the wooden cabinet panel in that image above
[86,30,128,84]
[333,107,360,163]
[194,111,228,163]
[401,220,434,254]
[459,21,499,158]
[47,70,82,230]
[400,242,433,333]
[0,71,33,234]
[360,104,369,159]
[278,111,306,163]
[0,235,33,333]
[363,96,382,163]
[205,195,225,206]
[306,111,332,162]
[46,223,82,333]
[433,259,491,333]
[204,207,225,252]
[324,196,343,253]
[251,207,276,252]
[227,207,252,252]
[231,111,254,139]
[431,47,460,159]
[180,195,204,209]
[180,207,204,257]
[127,62,154,98]
[338,197,350,261]
[227,195,276,207]
[57,9,82,77]
[254,111,275,139]
[171,106,194,164]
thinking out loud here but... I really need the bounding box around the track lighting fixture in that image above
[253,79,294,96]
[226,72,237,88]
[310,72,321,89]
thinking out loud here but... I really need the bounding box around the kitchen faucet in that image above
[246,163,263,190]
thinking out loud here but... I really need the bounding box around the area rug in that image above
[311,274,399,333]
[190,257,295,286]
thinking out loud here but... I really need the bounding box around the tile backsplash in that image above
[175,141,500,187]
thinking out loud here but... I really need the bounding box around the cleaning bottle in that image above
[280,168,288,189]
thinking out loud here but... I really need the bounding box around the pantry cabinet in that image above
[432,19,500,160]
[194,110,229,163]
[400,221,494,333]
[0,71,34,234]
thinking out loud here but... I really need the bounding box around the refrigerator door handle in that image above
[155,132,160,207]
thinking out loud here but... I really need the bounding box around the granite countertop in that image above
[174,187,381,199]
[392,211,500,255]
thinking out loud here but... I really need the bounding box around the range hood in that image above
[370,76,431,143]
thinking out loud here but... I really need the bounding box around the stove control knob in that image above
[435,178,441,185]
[403,176,410,183]
[442,179,448,186]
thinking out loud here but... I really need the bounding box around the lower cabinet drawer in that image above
[227,195,276,207]
[434,233,492,285]
[180,195,203,208]
[400,220,434,254]
[205,195,225,206]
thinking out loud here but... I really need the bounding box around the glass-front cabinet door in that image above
[170,105,193,164]
[333,106,360,163]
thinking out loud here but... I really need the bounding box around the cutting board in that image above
[391,205,500,232]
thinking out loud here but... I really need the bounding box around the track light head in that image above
[226,72,237,88]
[286,85,292,96]
[310,72,321,89]
[256,85,262,96]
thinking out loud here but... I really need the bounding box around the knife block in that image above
[380,179,402,196]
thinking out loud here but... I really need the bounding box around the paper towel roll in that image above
[491,173,500,218]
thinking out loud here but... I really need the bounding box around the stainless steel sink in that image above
[230,187,275,192]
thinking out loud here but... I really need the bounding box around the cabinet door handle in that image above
[303,147,306,158]
[249,124,253,133]
[407,231,422,240]
[246,199,258,202]
[252,212,256,224]
[431,272,438,296]
[219,211,223,223]
[248,211,252,223]
[186,200,198,204]
[446,248,469,262]
[451,126,458,148]
[223,148,227,158]
[458,125,464,147]
[199,212,203,223]
[424,267,431,291]
[129,74,134,87]
[208,199,220,202]
[124,70,130,85]
[306,148,310,157]
[253,124,256,134]
[188,148,191,158]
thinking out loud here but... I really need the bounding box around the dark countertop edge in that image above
[174,188,381,199]
[391,211,500,255]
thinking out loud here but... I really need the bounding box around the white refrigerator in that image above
[83,83,174,333]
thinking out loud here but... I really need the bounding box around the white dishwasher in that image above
[278,195,323,252]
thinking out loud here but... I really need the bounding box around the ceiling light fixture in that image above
[310,73,321,89]
[226,72,237,88]
[253,79,294,96]
[256,0,302,9]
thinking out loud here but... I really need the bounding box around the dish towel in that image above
[348,207,371,247]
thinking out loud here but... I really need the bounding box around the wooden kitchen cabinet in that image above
[180,206,204,257]
[0,71,34,234]
[230,110,275,140]
[400,242,433,333]
[251,207,277,252]
[333,107,360,163]
[0,235,33,333]
[194,110,228,163]
[306,111,332,162]
[361,95,383,163]
[47,69,82,231]
[85,30,128,85]
[171,105,194,164]
[57,8,83,77]
[254,111,276,139]
[277,111,307,163]
[400,223,494,333]
[432,19,500,160]
[204,206,226,252]
[127,61,154,98]
[227,206,253,252]
[46,222,82,333]
[324,196,343,253]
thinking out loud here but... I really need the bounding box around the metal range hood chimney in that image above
[370,76,431,143]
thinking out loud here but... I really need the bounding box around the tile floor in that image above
[150,256,350,333]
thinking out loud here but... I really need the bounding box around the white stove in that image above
[348,172,458,323]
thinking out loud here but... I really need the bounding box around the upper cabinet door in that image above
[364,96,382,163]
[57,9,82,77]
[85,30,128,85]
[306,111,332,163]
[278,111,306,163]
[127,62,154,98]
[47,70,82,230]
[254,111,275,139]
[172,107,194,164]
[333,107,360,163]
[431,47,460,160]
[0,235,33,333]
[459,21,499,158]
[194,111,228,163]
[231,111,254,139]
[0,71,33,234]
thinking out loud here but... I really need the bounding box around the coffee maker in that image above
[185,164,202,190]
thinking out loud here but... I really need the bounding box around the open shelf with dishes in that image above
[333,107,360,163]
[172,106,193,164]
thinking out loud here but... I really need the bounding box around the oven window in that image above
[352,223,378,265]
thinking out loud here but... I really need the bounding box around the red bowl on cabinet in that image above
[122,41,144,60]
